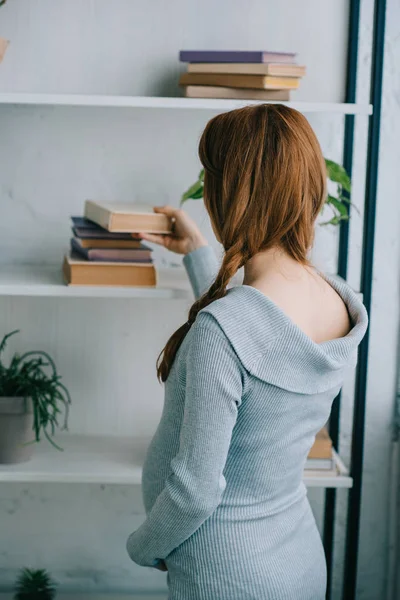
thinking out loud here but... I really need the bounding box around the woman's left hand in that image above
[154,560,168,571]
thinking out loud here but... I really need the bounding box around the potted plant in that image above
[0,0,9,63]
[14,568,57,600]
[0,330,71,464]
[181,158,351,226]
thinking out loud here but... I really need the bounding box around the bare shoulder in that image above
[252,268,351,344]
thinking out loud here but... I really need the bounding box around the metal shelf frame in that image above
[322,0,387,598]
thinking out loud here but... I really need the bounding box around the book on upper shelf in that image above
[180,50,296,64]
[84,201,172,234]
[70,237,153,262]
[184,86,290,101]
[63,254,157,287]
[187,63,306,77]
[179,73,300,90]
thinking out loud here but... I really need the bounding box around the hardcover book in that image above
[180,50,296,64]
[72,227,138,241]
[63,254,157,287]
[308,427,332,460]
[179,73,300,90]
[71,237,152,262]
[84,201,172,234]
[184,86,290,101]
[187,63,306,77]
[72,235,143,249]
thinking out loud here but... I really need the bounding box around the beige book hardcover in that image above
[308,427,333,460]
[63,254,157,287]
[74,237,144,249]
[179,72,300,90]
[184,85,290,101]
[0,37,9,63]
[84,201,172,233]
[188,63,306,77]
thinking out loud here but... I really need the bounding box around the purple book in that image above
[72,227,140,241]
[71,217,140,241]
[179,50,296,64]
[71,238,153,263]
[72,216,101,230]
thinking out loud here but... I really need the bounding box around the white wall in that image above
[1,0,397,597]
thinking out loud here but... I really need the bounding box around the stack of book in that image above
[305,427,336,476]
[179,50,306,101]
[63,201,172,287]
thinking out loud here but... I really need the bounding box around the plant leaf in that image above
[181,179,204,204]
[325,158,351,192]
[326,194,349,217]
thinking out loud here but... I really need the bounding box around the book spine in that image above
[180,50,265,63]
[70,237,89,260]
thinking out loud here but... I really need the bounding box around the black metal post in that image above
[343,0,387,597]
[323,1,361,597]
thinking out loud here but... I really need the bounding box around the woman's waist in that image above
[212,481,308,520]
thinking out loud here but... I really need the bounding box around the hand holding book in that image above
[139,206,208,256]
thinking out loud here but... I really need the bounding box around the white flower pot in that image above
[0,397,34,464]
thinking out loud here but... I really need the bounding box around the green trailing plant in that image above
[14,568,57,600]
[0,330,71,450]
[181,158,351,226]
[0,0,8,7]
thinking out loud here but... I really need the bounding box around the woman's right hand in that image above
[138,206,208,255]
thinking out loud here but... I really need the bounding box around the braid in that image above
[157,247,245,382]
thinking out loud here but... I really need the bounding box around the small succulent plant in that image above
[14,568,57,600]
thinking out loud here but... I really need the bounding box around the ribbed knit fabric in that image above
[127,246,368,600]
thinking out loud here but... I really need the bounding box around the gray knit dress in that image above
[127,246,368,600]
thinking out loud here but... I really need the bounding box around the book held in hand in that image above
[84,201,172,234]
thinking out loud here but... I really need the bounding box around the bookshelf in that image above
[0,92,373,114]
[0,266,361,300]
[0,435,352,488]
[0,0,385,594]
[0,265,191,299]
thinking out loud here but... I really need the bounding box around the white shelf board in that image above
[303,450,352,488]
[0,435,352,488]
[0,435,146,484]
[0,264,192,299]
[0,93,373,115]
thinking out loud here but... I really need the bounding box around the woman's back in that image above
[243,248,351,345]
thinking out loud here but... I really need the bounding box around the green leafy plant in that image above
[14,568,57,600]
[181,158,351,226]
[0,330,71,450]
[0,0,8,7]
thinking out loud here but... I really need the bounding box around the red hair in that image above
[157,104,327,382]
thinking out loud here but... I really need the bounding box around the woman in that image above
[126,104,368,599]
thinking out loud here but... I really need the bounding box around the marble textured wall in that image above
[0,0,398,598]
